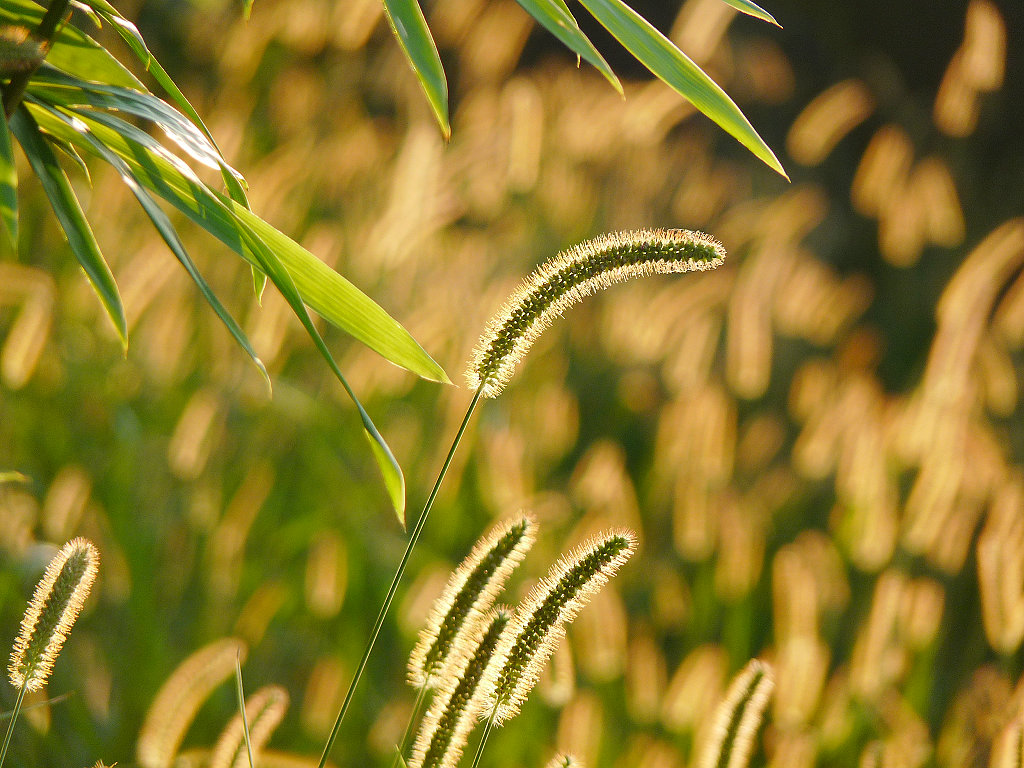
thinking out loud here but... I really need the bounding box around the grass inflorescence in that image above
[469,229,726,397]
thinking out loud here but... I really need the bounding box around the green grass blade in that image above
[0,110,18,249]
[9,107,127,349]
[229,193,408,523]
[27,104,409,517]
[242,0,254,20]
[514,0,621,93]
[577,0,787,178]
[36,103,270,388]
[27,104,450,384]
[0,0,144,90]
[381,0,450,140]
[29,68,244,181]
[234,654,255,768]
[717,0,780,26]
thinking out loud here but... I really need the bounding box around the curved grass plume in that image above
[483,530,637,724]
[136,637,249,768]
[697,659,775,768]
[408,515,535,689]
[2,538,99,768]
[210,684,289,768]
[469,229,726,397]
[409,609,511,768]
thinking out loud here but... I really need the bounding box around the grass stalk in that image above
[0,681,27,768]
[234,653,255,768]
[317,386,484,768]
[468,706,496,768]
[392,684,428,768]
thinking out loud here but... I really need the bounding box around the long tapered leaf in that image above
[717,0,779,26]
[381,0,449,140]
[577,0,787,178]
[29,67,242,180]
[26,103,449,384]
[514,0,621,93]
[0,0,144,89]
[0,110,18,248]
[36,102,270,388]
[30,101,409,519]
[9,107,127,348]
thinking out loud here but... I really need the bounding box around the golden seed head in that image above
[698,659,775,768]
[468,229,726,397]
[209,685,290,768]
[483,530,637,724]
[410,609,512,768]
[408,514,536,688]
[136,637,249,768]
[8,537,100,692]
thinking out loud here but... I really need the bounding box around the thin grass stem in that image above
[0,680,27,768]
[392,684,428,768]
[234,653,254,768]
[468,705,496,768]
[317,386,484,768]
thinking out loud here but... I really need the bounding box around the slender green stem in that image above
[469,705,497,768]
[317,386,484,768]
[0,681,28,768]
[235,652,255,768]
[2,0,71,117]
[391,683,428,768]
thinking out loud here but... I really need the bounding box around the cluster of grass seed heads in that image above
[409,515,535,688]
[481,529,637,724]
[698,659,775,768]
[8,538,99,692]
[410,608,512,768]
[468,229,726,397]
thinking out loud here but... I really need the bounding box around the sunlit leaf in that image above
[515,0,621,93]
[717,0,779,26]
[381,0,449,140]
[29,67,242,181]
[30,103,410,518]
[37,102,271,389]
[577,0,787,178]
[26,103,449,384]
[0,109,18,248]
[9,106,127,349]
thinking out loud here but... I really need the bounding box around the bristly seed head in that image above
[468,229,726,397]
[410,608,512,768]
[408,515,536,689]
[209,685,289,768]
[481,529,637,724]
[698,659,775,768]
[8,537,100,692]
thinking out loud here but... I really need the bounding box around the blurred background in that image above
[2,0,1024,765]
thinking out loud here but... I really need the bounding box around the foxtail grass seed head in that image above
[483,530,637,724]
[410,609,512,768]
[8,538,99,692]
[137,637,248,768]
[468,229,726,397]
[210,685,289,768]
[409,515,536,688]
[698,659,775,768]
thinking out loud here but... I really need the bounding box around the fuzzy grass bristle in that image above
[8,537,99,692]
[482,530,637,724]
[210,685,289,768]
[468,229,726,397]
[408,515,535,688]
[409,609,511,768]
[698,659,775,768]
